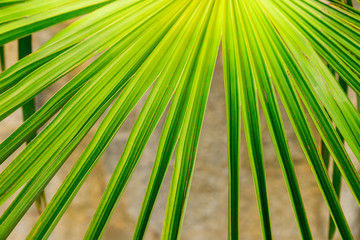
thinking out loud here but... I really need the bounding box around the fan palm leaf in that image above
[0,0,359,239]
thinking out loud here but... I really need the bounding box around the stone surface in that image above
[1,11,359,240]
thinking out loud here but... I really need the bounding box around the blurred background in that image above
[1,4,359,239]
